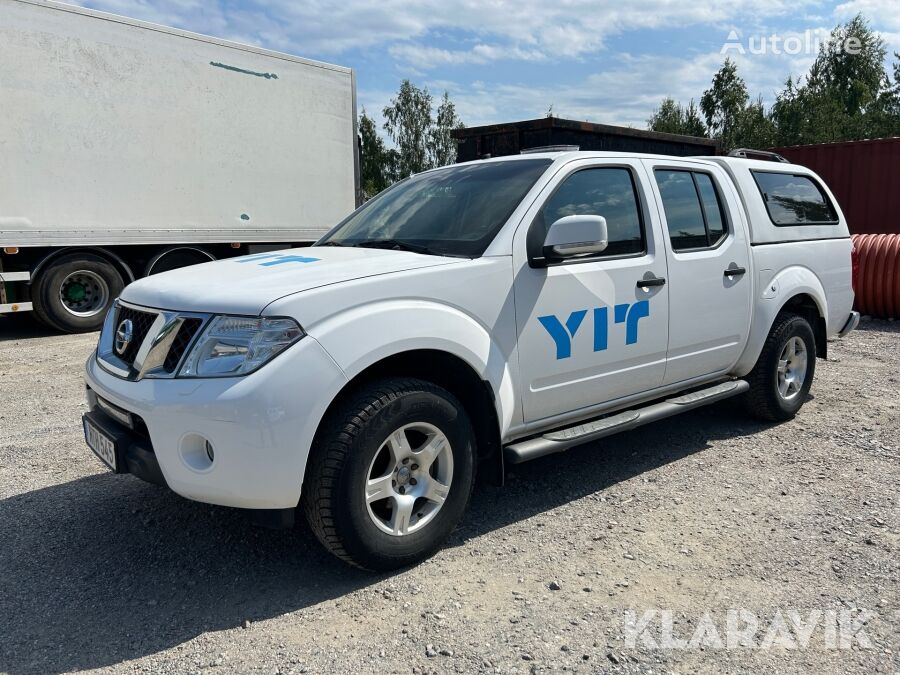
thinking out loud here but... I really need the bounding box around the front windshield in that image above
[317,158,552,257]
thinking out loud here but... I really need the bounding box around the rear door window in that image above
[654,169,729,251]
[694,173,726,243]
[751,171,838,225]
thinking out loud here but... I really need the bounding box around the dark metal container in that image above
[452,117,720,162]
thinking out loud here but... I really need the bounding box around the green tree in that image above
[358,108,396,198]
[383,80,434,179]
[732,97,777,149]
[700,58,749,151]
[428,91,464,168]
[770,76,810,145]
[647,97,707,136]
[771,16,900,143]
[815,15,886,116]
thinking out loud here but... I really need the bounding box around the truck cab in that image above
[81,151,858,570]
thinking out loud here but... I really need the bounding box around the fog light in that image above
[205,440,215,463]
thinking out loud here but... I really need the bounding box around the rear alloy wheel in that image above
[745,312,816,421]
[776,336,808,401]
[33,254,125,333]
[302,378,476,571]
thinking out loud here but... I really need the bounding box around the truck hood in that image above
[120,247,462,315]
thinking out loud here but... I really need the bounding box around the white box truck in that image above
[0,0,360,332]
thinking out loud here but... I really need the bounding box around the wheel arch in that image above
[31,246,135,285]
[145,246,216,276]
[312,348,505,485]
[734,266,829,376]
[780,292,827,360]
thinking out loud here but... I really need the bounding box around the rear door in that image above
[513,158,670,423]
[644,159,752,385]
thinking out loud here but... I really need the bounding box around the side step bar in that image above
[504,380,749,464]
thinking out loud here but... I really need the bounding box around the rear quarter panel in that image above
[735,238,854,375]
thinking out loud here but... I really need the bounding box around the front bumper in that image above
[82,407,166,486]
[83,335,348,510]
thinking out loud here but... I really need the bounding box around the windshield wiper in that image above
[315,240,347,247]
[352,239,442,256]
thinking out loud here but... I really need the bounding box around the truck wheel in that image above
[745,312,816,422]
[302,378,476,571]
[32,254,124,333]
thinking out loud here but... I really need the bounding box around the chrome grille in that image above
[163,318,204,373]
[96,301,209,381]
[114,306,157,366]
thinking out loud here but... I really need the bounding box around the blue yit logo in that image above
[538,300,649,360]
[235,253,321,267]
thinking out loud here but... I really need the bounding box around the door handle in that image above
[724,266,747,277]
[636,276,666,289]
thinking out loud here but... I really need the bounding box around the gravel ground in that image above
[1,316,898,675]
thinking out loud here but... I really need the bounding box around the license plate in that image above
[84,418,117,471]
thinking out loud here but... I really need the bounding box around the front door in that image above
[513,159,670,424]
[645,160,752,384]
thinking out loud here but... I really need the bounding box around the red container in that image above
[851,233,900,319]
[771,138,900,236]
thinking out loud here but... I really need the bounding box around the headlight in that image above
[179,316,305,378]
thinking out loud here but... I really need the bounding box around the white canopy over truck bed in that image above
[0,0,359,331]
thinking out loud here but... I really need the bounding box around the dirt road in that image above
[1,317,898,674]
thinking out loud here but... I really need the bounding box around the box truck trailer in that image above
[0,0,360,332]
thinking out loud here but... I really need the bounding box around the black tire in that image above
[30,286,59,330]
[745,312,816,422]
[32,253,125,333]
[302,377,476,571]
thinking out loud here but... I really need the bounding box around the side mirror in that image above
[542,215,608,262]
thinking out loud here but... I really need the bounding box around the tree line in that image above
[359,80,465,198]
[648,15,900,151]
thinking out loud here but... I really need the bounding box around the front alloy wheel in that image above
[302,378,476,571]
[365,423,454,536]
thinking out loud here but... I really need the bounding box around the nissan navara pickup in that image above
[82,150,859,570]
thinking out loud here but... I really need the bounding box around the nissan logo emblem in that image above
[115,319,134,355]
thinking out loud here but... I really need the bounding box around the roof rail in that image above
[728,148,789,163]
[521,145,580,154]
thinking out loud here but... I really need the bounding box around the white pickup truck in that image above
[82,150,859,570]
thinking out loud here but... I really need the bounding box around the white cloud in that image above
[77,0,818,62]
[370,44,821,130]
[388,43,546,69]
[834,0,900,52]
[76,0,229,36]
[835,0,900,29]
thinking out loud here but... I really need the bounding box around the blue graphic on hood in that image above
[235,253,321,266]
